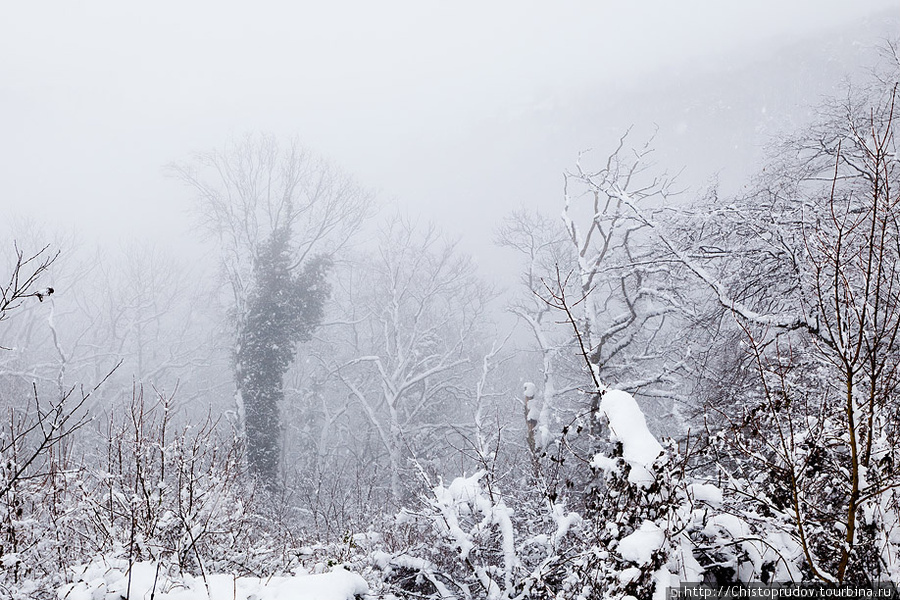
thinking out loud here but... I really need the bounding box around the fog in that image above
[3,1,896,265]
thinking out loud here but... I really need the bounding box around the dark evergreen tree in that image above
[235,227,331,485]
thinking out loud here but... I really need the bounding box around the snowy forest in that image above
[3,8,900,600]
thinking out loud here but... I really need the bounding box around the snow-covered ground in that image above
[58,560,368,600]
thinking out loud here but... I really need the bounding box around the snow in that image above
[593,389,663,486]
[618,566,642,583]
[673,534,705,581]
[372,552,456,598]
[432,473,481,559]
[653,567,677,600]
[685,482,723,506]
[617,520,664,566]
[58,560,368,600]
[523,382,541,424]
[549,501,582,547]
[702,514,805,582]
[704,513,750,542]
[429,471,519,598]
[0,553,20,568]
[591,454,618,474]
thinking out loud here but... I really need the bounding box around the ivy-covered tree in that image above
[236,227,331,483]
[172,134,372,486]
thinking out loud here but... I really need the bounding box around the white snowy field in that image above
[59,560,368,600]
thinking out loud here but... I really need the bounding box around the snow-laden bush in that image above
[376,469,584,599]
[0,383,97,598]
[0,389,300,596]
[705,372,900,585]
[0,381,384,598]
[376,387,813,600]
[71,387,321,580]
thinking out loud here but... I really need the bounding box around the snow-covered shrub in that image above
[551,390,807,596]
[69,387,386,589]
[75,387,281,578]
[0,384,96,598]
[374,383,832,599]
[377,468,585,600]
[0,383,378,597]
[375,389,688,599]
[705,356,900,586]
[557,390,674,599]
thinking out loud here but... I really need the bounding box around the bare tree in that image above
[0,242,124,591]
[561,133,693,420]
[0,238,70,410]
[495,210,592,492]
[326,216,493,505]
[0,243,57,330]
[497,134,691,451]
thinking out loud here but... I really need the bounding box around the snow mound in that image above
[617,520,664,566]
[592,389,663,486]
[58,560,368,600]
[685,482,723,506]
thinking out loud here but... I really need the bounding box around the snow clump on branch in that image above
[591,389,664,486]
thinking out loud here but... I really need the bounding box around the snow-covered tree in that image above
[556,133,694,434]
[497,136,692,465]
[0,228,224,426]
[495,210,581,458]
[626,58,900,584]
[327,216,493,505]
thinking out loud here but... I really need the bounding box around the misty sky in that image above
[2,1,897,273]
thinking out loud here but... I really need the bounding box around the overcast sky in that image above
[1,1,897,268]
